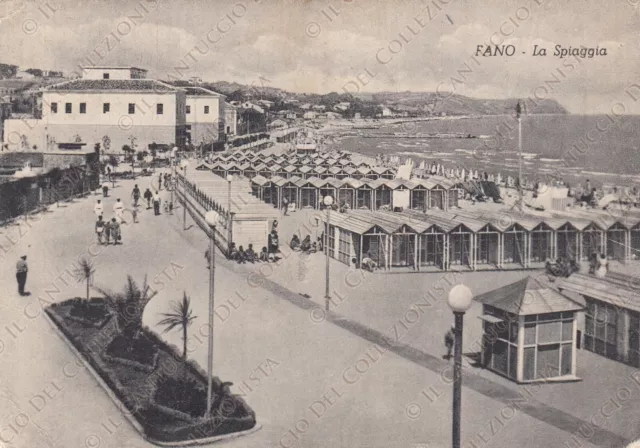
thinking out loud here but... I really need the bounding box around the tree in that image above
[73,257,95,309]
[25,68,43,77]
[108,155,119,187]
[157,293,198,360]
[95,276,158,344]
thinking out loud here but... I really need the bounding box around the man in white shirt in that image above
[113,198,125,223]
[94,200,104,218]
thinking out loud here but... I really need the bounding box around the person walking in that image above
[131,184,141,207]
[94,199,104,218]
[282,197,289,216]
[104,218,112,245]
[102,182,109,198]
[95,215,106,244]
[444,325,455,360]
[16,255,28,296]
[153,191,161,216]
[113,198,125,223]
[144,188,153,209]
[110,218,121,245]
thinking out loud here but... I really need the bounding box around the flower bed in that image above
[46,299,257,444]
[66,298,112,328]
[103,333,159,372]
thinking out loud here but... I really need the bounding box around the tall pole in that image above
[325,208,331,311]
[517,100,523,212]
[205,224,216,418]
[170,157,174,215]
[183,166,188,231]
[452,311,464,448]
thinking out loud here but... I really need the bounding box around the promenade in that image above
[0,173,631,448]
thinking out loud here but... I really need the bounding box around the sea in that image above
[325,114,640,188]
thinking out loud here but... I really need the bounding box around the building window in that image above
[519,312,575,381]
[80,103,86,114]
[328,225,336,259]
[204,105,210,114]
[65,103,72,113]
[103,73,109,79]
[157,103,164,115]
[185,125,192,132]
[338,228,352,265]
[103,103,110,113]
[50,102,57,113]
[186,105,191,114]
[128,103,135,114]
[584,299,618,360]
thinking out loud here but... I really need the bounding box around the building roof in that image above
[81,66,147,71]
[184,86,224,97]
[558,272,640,313]
[46,79,178,92]
[475,276,583,316]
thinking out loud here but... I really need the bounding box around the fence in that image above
[175,172,232,255]
[0,166,98,225]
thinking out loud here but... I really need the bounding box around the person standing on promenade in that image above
[444,325,455,360]
[282,197,289,216]
[144,188,153,209]
[153,191,161,216]
[102,182,109,198]
[95,215,105,244]
[113,198,125,223]
[94,199,104,218]
[16,255,28,296]
[131,184,141,207]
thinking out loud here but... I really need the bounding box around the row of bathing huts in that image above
[314,207,640,272]
[202,150,398,181]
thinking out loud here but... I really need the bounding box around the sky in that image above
[0,0,639,113]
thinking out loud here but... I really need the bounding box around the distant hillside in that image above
[367,92,568,115]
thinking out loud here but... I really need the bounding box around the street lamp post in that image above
[204,210,220,418]
[170,147,177,215]
[226,175,233,248]
[447,284,474,448]
[323,195,334,311]
[181,160,189,230]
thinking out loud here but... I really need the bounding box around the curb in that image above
[44,310,262,446]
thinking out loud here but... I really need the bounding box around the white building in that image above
[334,102,350,111]
[184,86,226,146]
[4,66,187,152]
[82,66,148,80]
[381,107,392,117]
[223,102,237,136]
[303,111,316,120]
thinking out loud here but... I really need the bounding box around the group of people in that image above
[289,234,322,253]
[93,196,129,245]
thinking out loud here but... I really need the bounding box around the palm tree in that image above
[72,257,95,308]
[158,293,197,359]
[95,276,158,344]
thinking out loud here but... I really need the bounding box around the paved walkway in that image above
[0,176,620,448]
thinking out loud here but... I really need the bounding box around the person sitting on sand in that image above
[259,246,269,262]
[300,235,311,252]
[245,244,257,263]
[290,234,301,251]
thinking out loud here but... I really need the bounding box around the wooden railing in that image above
[175,172,233,255]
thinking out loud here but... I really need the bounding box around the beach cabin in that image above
[476,276,582,383]
[352,179,373,210]
[372,179,393,210]
[299,165,313,179]
[559,270,640,366]
[605,222,628,261]
[338,180,355,209]
[297,177,319,208]
[251,175,279,206]
[277,176,300,210]
[580,222,605,261]
[313,166,328,178]
[283,165,297,178]
[410,180,429,212]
